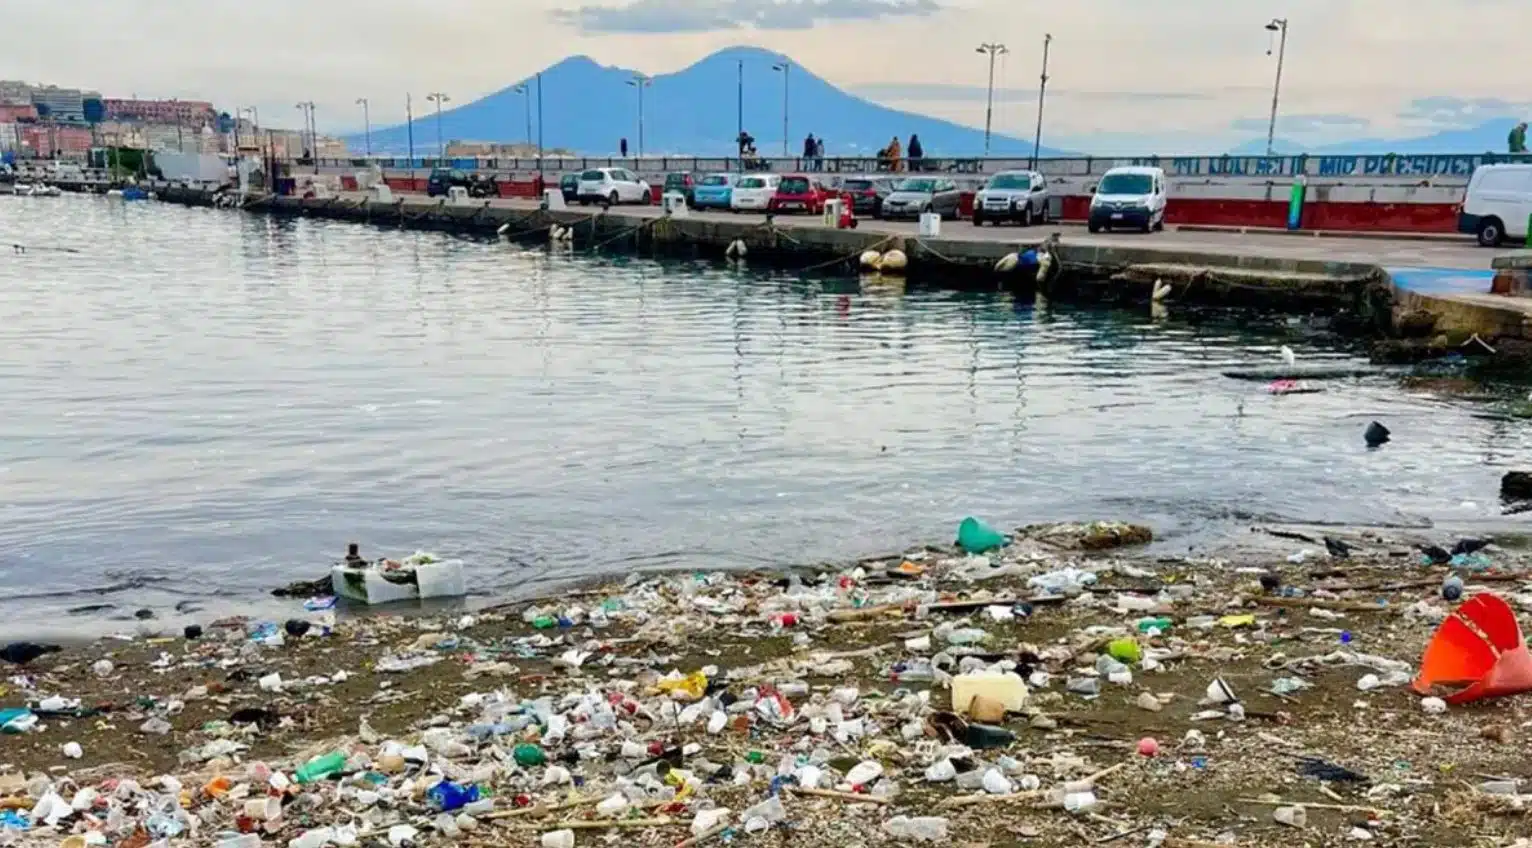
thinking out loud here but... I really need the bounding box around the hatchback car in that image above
[691,173,738,210]
[426,168,470,198]
[730,174,781,212]
[663,172,696,206]
[878,177,962,219]
[768,174,833,214]
[559,173,579,203]
[973,170,1049,226]
[577,167,653,205]
[841,177,891,217]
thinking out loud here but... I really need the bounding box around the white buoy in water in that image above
[994,252,1019,273]
[725,239,747,258]
[1035,249,1054,282]
[559,225,574,241]
[1152,278,1172,301]
[1280,345,1296,368]
[497,223,511,235]
[859,250,883,270]
[879,249,908,274]
[549,224,565,241]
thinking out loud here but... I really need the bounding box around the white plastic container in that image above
[951,671,1029,715]
[369,183,393,203]
[331,560,466,605]
[662,191,689,216]
[543,188,566,210]
[918,211,941,236]
[446,186,471,205]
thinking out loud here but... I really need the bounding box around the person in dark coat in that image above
[620,137,629,157]
[907,134,924,172]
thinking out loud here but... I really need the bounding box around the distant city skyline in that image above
[7,0,1532,155]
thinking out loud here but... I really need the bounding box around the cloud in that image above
[1397,96,1529,127]
[1228,113,1370,133]
[551,0,942,34]
[849,82,1216,104]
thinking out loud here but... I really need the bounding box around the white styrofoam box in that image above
[918,212,942,237]
[662,191,689,216]
[544,188,567,210]
[446,186,471,205]
[369,183,394,202]
[822,198,844,226]
[331,560,466,605]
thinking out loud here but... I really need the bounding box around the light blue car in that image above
[692,173,738,210]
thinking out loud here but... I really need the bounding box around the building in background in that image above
[16,124,93,157]
[104,98,215,125]
[0,103,38,123]
[27,85,100,122]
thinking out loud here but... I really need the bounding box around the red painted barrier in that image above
[340,175,358,191]
[959,191,975,218]
[1303,201,1457,233]
[384,177,414,192]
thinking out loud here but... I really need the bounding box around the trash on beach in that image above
[330,544,466,604]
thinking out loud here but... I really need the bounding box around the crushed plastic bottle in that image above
[883,816,950,841]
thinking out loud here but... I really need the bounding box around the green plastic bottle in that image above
[1136,617,1173,635]
[294,751,346,784]
[745,751,765,764]
[532,616,557,630]
[513,743,546,767]
[957,517,1006,554]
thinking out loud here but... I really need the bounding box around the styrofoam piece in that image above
[331,560,466,605]
[918,212,941,237]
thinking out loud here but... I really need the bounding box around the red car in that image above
[768,174,833,214]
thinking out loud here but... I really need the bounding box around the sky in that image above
[8,0,1532,155]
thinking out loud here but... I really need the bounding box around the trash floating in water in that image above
[331,544,466,604]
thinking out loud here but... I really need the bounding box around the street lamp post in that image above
[976,43,1008,156]
[1264,18,1289,157]
[513,84,532,148]
[771,61,791,156]
[406,94,415,179]
[1032,34,1053,168]
[536,72,544,189]
[355,97,371,158]
[426,92,449,159]
[626,73,652,157]
[736,60,744,153]
[294,101,316,171]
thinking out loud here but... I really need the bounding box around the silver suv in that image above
[972,170,1050,227]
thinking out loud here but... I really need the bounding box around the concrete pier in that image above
[154,187,1531,341]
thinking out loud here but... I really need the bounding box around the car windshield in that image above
[561,175,577,185]
[987,174,1031,190]
[739,177,766,188]
[665,174,686,185]
[701,175,729,186]
[779,177,811,193]
[843,179,875,190]
[894,179,937,192]
[1099,173,1153,195]
[580,170,605,181]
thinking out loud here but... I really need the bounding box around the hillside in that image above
[352,46,1071,158]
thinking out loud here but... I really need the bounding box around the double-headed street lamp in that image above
[355,98,371,157]
[771,61,791,156]
[626,73,652,157]
[976,43,1008,156]
[512,83,533,148]
[426,92,450,159]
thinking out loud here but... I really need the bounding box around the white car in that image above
[576,167,652,205]
[1460,163,1532,246]
[730,174,780,212]
[1087,166,1167,233]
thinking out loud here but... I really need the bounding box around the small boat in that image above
[14,183,61,197]
[120,186,149,201]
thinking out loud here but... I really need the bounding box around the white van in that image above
[730,174,780,212]
[1087,166,1167,233]
[1460,164,1532,247]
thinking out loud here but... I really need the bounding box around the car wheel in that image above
[1140,217,1153,234]
[1152,214,1165,232]
[608,191,620,205]
[1478,217,1505,247]
[1088,222,1102,234]
[1020,205,1033,227]
[972,213,985,227]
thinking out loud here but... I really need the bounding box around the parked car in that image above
[426,168,469,197]
[1087,166,1167,233]
[730,174,781,212]
[1459,163,1532,246]
[663,172,696,206]
[692,173,738,210]
[973,170,1049,226]
[576,167,653,205]
[878,177,962,220]
[840,177,891,217]
[768,174,833,214]
[559,173,579,203]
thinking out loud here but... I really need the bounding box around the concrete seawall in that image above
[159,187,1396,326]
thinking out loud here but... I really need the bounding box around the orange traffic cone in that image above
[1412,593,1532,705]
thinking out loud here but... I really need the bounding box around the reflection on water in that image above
[0,196,1527,637]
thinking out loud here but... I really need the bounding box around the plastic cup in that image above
[243,796,281,821]
[541,829,575,848]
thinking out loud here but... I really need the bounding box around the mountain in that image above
[350,46,1072,158]
[1226,119,1518,156]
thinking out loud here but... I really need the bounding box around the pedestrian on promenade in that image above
[886,136,902,172]
[1511,122,1528,154]
[907,134,924,172]
[815,136,826,171]
[620,137,629,157]
[802,133,817,170]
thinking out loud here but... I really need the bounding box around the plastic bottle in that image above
[883,815,949,841]
[294,751,346,784]
[514,743,547,767]
[956,517,1007,554]
[427,781,480,811]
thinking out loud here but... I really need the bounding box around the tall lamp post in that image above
[1032,34,1052,168]
[976,43,1008,156]
[1264,18,1289,156]
[294,101,316,172]
[536,72,544,190]
[355,97,371,158]
[771,61,791,156]
[736,60,744,153]
[426,92,449,159]
[626,73,652,157]
[513,83,533,149]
